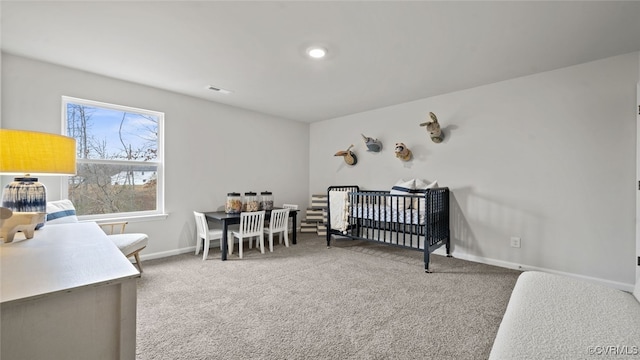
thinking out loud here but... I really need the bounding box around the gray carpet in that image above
[136,233,521,360]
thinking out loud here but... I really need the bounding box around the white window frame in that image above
[61,96,166,222]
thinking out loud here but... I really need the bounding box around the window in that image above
[62,96,164,220]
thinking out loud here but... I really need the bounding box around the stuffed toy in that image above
[334,144,358,165]
[420,112,444,143]
[394,143,412,161]
[361,134,382,152]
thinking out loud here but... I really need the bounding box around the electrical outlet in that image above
[510,236,521,248]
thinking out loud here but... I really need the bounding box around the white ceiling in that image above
[2,1,640,123]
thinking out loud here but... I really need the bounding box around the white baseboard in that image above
[432,248,635,292]
[140,246,196,261]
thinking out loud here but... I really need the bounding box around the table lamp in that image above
[0,129,76,230]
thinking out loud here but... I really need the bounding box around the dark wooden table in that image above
[204,209,298,260]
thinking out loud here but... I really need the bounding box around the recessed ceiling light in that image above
[307,47,327,59]
[207,85,232,94]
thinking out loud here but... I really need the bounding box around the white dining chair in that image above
[230,211,265,259]
[263,208,290,252]
[282,203,298,241]
[193,211,224,260]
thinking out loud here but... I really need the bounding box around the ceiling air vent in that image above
[207,85,232,94]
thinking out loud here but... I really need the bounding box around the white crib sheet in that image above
[352,204,426,225]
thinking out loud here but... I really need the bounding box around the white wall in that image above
[310,52,640,289]
[1,53,310,257]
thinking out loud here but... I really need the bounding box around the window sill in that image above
[79,213,169,224]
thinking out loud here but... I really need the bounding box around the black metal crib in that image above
[326,185,451,272]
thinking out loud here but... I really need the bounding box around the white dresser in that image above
[1,222,140,360]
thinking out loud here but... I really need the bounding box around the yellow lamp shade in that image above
[0,129,76,176]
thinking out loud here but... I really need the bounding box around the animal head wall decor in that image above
[361,134,382,152]
[420,112,444,143]
[334,144,358,166]
[394,143,412,161]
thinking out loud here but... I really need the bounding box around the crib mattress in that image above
[352,204,427,225]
